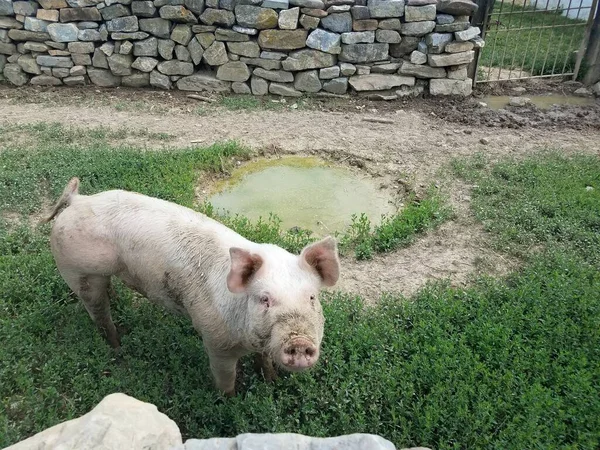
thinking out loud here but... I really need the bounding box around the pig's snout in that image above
[281,337,319,371]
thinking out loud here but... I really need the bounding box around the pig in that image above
[44,177,340,396]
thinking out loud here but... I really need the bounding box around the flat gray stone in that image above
[339,42,388,63]
[202,40,228,65]
[445,40,473,53]
[171,24,192,45]
[348,73,414,90]
[401,20,434,36]
[36,55,73,67]
[294,69,321,92]
[226,40,259,57]
[14,1,39,16]
[319,65,339,78]
[322,76,346,93]
[158,38,175,59]
[234,5,278,29]
[369,61,399,73]
[23,42,49,52]
[92,48,109,67]
[107,16,138,32]
[188,36,204,63]
[368,0,404,18]
[68,41,95,53]
[278,6,299,29]
[377,18,401,30]
[281,48,336,70]
[63,75,86,85]
[375,29,399,43]
[24,18,49,33]
[269,81,302,96]
[306,28,341,54]
[436,0,477,16]
[404,4,435,21]
[239,56,280,69]
[159,5,198,23]
[88,67,121,85]
[253,66,293,82]
[320,11,351,33]
[107,53,133,75]
[71,53,92,65]
[339,61,355,75]
[215,28,249,42]
[435,22,469,32]
[70,65,87,75]
[428,50,473,67]
[134,36,158,56]
[257,29,308,50]
[409,50,426,64]
[150,68,172,88]
[260,50,286,59]
[429,77,472,96]
[157,59,193,74]
[425,32,452,54]
[389,35,418,55]
[132,1,157,16]
[17,54,41,74]
[176,71,231,91]
[250,74,268,94]
[216,60,250,81]
[447,64,467,80]
[101,4,131,20]
[0,42,17,55]
[3,63,29,86]
[77,21,100,29]
[30,74,62,85]
[289,0,324,7]
[399,60,445,78]
[47,23,79,42]
[341,31,373,44]
[184,0,204,14]
[78,29,103,41]
[199,8,235,26]
[139,18,171,38]
[455,26,479,42]
[0,0,15,15]
[132,55,158,71]
[299,13,320,29]
[122,71,150,86]
[351,5,369,19]
[8,29,50,42]
[232,25,258,35]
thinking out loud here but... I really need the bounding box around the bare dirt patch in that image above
[1,83,598,301]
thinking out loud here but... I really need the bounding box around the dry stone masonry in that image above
[0,0,485,97]
[5,393,432,450]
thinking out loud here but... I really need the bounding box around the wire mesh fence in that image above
[475,0,598,82]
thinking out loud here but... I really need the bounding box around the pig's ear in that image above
[300,237,340,287]
[227,248,264,294]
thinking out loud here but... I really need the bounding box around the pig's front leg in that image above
[207,351,238,397]
[254,353,278,383]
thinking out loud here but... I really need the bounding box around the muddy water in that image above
[208,157,394,234]
[483,95,596,110]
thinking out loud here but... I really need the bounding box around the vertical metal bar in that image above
[529,1,554,76]
[486,0,504,81]
[550,0,575,75]
[539,3,564,76]
[518,0,543,77]
[495,0,508,80]
[573,0,600,79]
[498,0,518,79]
[470,0,495,84]
[559,0,583,74]
[509,0,531,74]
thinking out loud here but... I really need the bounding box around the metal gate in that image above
[472,0,599,82]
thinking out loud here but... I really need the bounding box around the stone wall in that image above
[5,393,431,450]
[0,0,484,97]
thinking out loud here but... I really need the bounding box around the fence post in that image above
[467,0,495,85]
[582,5,600,84]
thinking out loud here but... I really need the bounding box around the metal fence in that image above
[472,0,599,82]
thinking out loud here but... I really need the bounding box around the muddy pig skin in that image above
[45,178,340,396]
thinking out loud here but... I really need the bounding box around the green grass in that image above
[478,2,587,78]
[1,128,599,449]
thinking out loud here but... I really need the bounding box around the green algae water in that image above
[208,157,394,234]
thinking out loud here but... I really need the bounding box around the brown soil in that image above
[1,82,598,302]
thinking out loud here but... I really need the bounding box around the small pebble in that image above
[480,138,489,145]
[585,186,594,191]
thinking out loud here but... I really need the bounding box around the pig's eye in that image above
[310,295,316,301]
[260,295,270,308]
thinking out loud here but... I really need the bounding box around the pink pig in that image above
[45,178,340,396]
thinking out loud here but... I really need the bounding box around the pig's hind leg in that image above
[61,270,121,349]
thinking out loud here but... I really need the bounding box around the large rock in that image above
[216,60,250,81]
[3,63,29,85]
[68,41,95,53]
[132,0,157,16]
[269,81,302,96]
[281,48,335,70]
[339,42,387,62]
[30,74,62,85]
[348,73,414,90]
[92,48,109,67]
[294,68,321,92]
[436,0,477,15]
[258,29,307,50]
[368,0,404,18]
[215,28,249,41]
[157,59,193,74]
[199,8,235,26]
[107,16,139,32]
[389,35,418,56]
[78,29,103,40]
[239,56,280,69]
[428,50,473,66]
[112,31,149,40]
[159,5,198,23]
[47,23,79,42]
[17,54,41,74]
[445,40,473,53]
[455,26,480,41]
[158,38,175,59]
[323,76,347,93]
[279,6,299,29]
[177,71,231,91]
[60,7,102,21]
[122,71,150,87]
[188,36,204,63]
[253,66,293,82]
[320,11,351,32]
[0,0,14,15]
[5,394,181,450]
[107,53,133,75]
[150,68,172,88]
[38,0,68,7]
[24,17,50,32]
[341,31,374,44]
[134,36,158,56]
[425,32,452,53]
[250,74,268,94]
[399,60,445,78]
[202,39,228,65]
[171,23,192,45]
[0,17,23,29]
[404,4,435,20]
[139,18,171,38]
[234,5,278,29]
[306,28,341,54]
[100,4,130,20]
[36,54,73,67]
[289,0,324,7]
[429,77,472,96]
[226,40,260,57]
[0,42,16,54]
[401,20,435,36]
[184,0,204,14]
[131,55,157,71]
[375,29,400,43]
